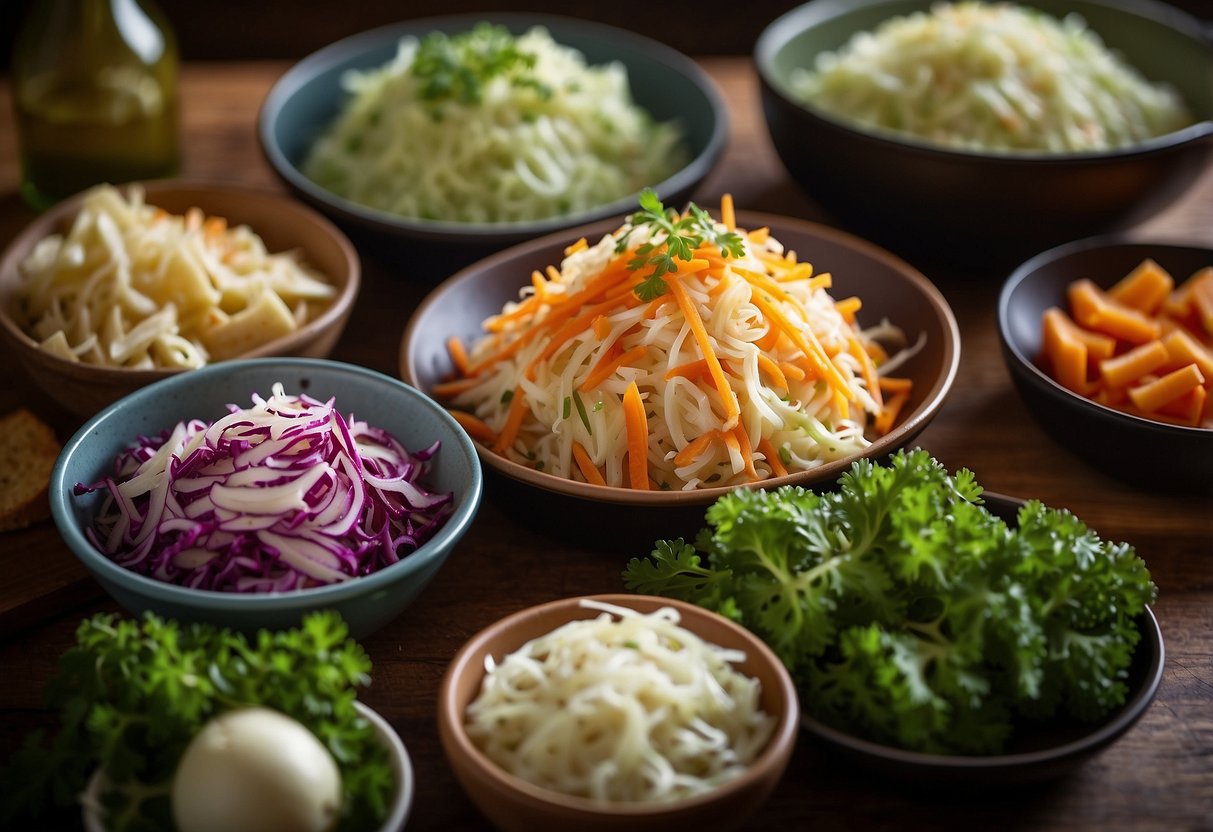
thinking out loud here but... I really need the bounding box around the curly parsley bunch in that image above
[625,449,1157,754]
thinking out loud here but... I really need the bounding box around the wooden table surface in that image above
[1,59,1211,831]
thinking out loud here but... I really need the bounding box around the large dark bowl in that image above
[400,209,959,543]
[259,14,727,253]
[998,238,1213,492]
[756,0,1213,261]
[801,492,1166,786]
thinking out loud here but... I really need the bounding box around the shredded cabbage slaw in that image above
[303,25,687,224]
[76,384,453,592]
[465,599,774,802]
[790,2,1194,154]
[438,199,918,491]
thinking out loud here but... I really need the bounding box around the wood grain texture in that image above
[0,59,1211,830]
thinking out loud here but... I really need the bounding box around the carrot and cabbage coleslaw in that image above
[437,193,917,491]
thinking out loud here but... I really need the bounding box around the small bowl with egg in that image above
[998,236,1213,492]
[400,201,959,545]
[437,593,800,832]
[756,0,1213,262]
[258,14,727,255]
[83,701,414,832]
[50,356,482,637]
[0,180,360,418]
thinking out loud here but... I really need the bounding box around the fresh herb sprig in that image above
[0,612,393,832]
[624,449,1157,754]
[411,23,551,105]
[616,189,746,301]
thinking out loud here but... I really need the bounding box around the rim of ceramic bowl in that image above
[997,234,1213,438]
[400,209,961,507]
[438,593,800,818]
[49,357,483,609]
[81,701,414,832]
[754,0,1213,165]
[258,13,729,244]
[0,180,361,384]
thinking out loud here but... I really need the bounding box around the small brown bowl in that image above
[437,593,800,832]
[401,209,959,543]
[0,180,360,418]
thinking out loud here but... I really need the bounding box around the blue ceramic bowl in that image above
[49,358,482,637]
[258,14,728,251]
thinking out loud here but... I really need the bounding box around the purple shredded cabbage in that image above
[75,385,455,593]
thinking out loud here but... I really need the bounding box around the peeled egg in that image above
[171,707,342,832]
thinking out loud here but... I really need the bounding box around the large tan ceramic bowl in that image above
[0,180,360,418]
[437,593,800,832]
[400,209,959,542]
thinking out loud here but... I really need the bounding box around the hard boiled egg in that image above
[171,707,342,832]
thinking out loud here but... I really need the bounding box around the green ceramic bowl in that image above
[756,0,1213,261]
[259,14,727,252]
[50,358,482,637]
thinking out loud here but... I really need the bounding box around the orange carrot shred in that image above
[493,386,527,454]
[622,380,649,489]
[446,336,470,376]
[757,437,788,478]
[448,410,496,445]
[572,441,606,486]
[666,274,741,430]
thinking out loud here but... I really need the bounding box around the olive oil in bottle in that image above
[12,0,180,209]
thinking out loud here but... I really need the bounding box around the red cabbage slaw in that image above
[75,383,454,592]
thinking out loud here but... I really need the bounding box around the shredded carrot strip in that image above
[493,386,527,454]
[525,293,633,380]
[779,361,806,382]
[775,262,814,283]
[431,377,482,398]
[674,430,721,467]
[807,273,832,291]
[847,336,883,410]
[447,336,471,376]
[757,353,789,393]
[757,437,788,478]
[448,410,496,445]
[591,314,611,341]
[665,275,741,430]
[878,376,914,394]
[707,273,733,298]
[864,340,889,364]
[730,426,759,480]
[581,345,648,391]
[530,270,549,301]
[874,390,910,435]
[755,323,782,352]
[571,441,606,486]
[622,381,649,489]
[748,226,770,245]
[835,296,862,323]
[721,194,735,231]
[644,297,672,319]
[737,266,800,311]
[750,291,851,403]
[563,237,588,256]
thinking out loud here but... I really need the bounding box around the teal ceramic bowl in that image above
[756,0,1213,261]
[258,14,727,251]
[49,358,482,637]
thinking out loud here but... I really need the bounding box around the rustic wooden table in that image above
[1,59,1210,831]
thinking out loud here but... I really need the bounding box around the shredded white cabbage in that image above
[790,1,1194,153]
[465,600,775,803]
[303,25,687,223]
[445,210,911,490]
[14,185,336,369]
